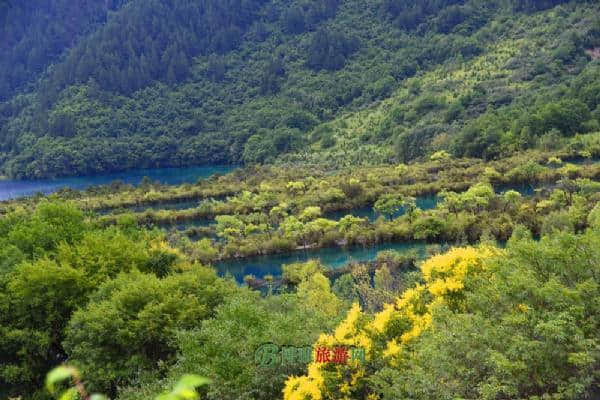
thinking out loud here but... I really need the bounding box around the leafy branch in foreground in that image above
[46,366,106,400]
[46,366,210,400]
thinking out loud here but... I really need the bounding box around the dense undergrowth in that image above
[2,196,600,399]
[2,147,600,399]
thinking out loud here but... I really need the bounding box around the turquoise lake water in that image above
[496,183,536,196]
[0,165,236,201]
[208,183,533,281]
[3,157,596,203]
[215,242,429,282]
[0,165,549,283]
[167,185,528,234]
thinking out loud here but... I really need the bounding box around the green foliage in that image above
[4,157,600,399]
[6,201,86,258]
[537,98,591,136]
[49,0,271,95]
[282,260,325,285]
[0,259,93,396]
[192,238,219,264]
[55,228,180,281]
[128,283,344,400]
[372,229,600,399]
[374,194,404,220]
[215,215,245,241]
[299,206,322,222]
[155,375,211,400]
[332,273,360,303]
[307,27,359,71]
[45,365,207,400]
[46,365,80,395]
[0,200,196,399]
[3,3,600,400]
[429,150,451,162]
[0,0,129,101]
[297,272,344,315]
[338,214,367,233]
[63,268,236,395]
[412,215,446,240]
[440,183,496,215]
[588,202,600,230]
[3,1,599,177]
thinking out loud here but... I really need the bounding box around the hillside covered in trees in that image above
[0,0,599,178]
[2,1,600,399]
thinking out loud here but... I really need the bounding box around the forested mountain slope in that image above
[280,4,600,167]
[0,0,131,101]
[0,0,598,178]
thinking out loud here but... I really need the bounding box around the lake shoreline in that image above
[0,165,238,202]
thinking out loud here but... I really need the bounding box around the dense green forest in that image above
[2,149,600,399]
[2,1,600,400]
[1,0,599,178]
[0,0,131,102]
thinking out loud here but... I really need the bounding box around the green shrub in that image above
[63,268,236,395]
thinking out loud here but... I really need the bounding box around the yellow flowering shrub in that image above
[283,246,500,400]
[282,364,324,400]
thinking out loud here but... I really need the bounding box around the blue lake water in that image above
[0,165,236,201]
[496,183,536,196]
[215,242,428,282]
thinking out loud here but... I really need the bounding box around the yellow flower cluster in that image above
[421,247,484,282]
[399,310,432,347]
[283,363,324,400]
[423,246,496,298]
[318,302,371,351]
[284,303,367,400]
[395,284,425,310]
[383,338,401,358]
[389,247,497,354]
[283,246,500,400]
[370,303,395,334]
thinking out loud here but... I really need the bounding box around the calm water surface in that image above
[0,165,236,201]
[215,242,428,282]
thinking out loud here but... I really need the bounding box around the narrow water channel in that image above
[215,242,429,282]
